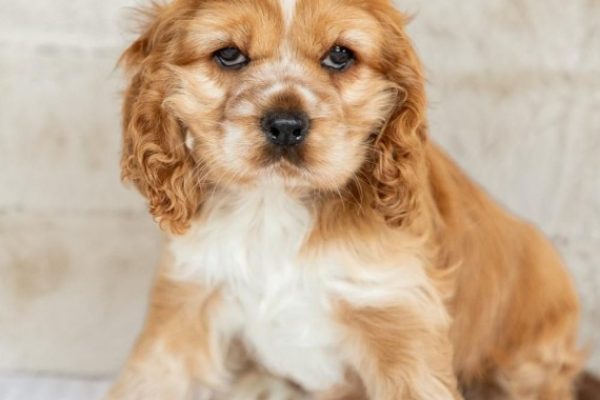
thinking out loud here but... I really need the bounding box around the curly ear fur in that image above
[120,2,202,234]
[367,7,429,228]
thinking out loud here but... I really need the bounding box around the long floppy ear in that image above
[120,4,202,234]
[367,7,429,228]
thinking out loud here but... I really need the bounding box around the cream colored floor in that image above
[0,374,110,400]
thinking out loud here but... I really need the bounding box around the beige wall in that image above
[0,0,598,376]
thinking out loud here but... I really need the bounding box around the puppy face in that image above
[121,0,426,232]
[167,0,396,189]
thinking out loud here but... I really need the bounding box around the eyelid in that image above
[221,53,247,65]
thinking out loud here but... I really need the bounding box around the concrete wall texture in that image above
[0,0,598,376]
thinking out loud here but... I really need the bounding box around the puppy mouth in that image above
[264,144,306,168]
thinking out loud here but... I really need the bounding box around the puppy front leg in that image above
[339,303,463,400]
[107,276,226,400]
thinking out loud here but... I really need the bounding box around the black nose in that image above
[261,111,310,146]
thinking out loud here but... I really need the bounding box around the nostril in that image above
[261,110,310,146]
[270,126,280,139]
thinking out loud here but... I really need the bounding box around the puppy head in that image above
[121,0,427,233]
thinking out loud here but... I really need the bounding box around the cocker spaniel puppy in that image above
[108,0,582,399]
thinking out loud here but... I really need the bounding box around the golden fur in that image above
[109,0,583,398]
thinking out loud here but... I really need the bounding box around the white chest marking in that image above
[170,187,345,391]
[169,187,442,392]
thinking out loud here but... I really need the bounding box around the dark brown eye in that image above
[321,45,355,71]
[214,47,249,69]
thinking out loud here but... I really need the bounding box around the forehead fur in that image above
[183,0,388,62]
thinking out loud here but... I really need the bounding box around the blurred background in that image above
[0,0,599,397]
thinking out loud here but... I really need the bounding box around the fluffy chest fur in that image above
[169,187,347,391]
